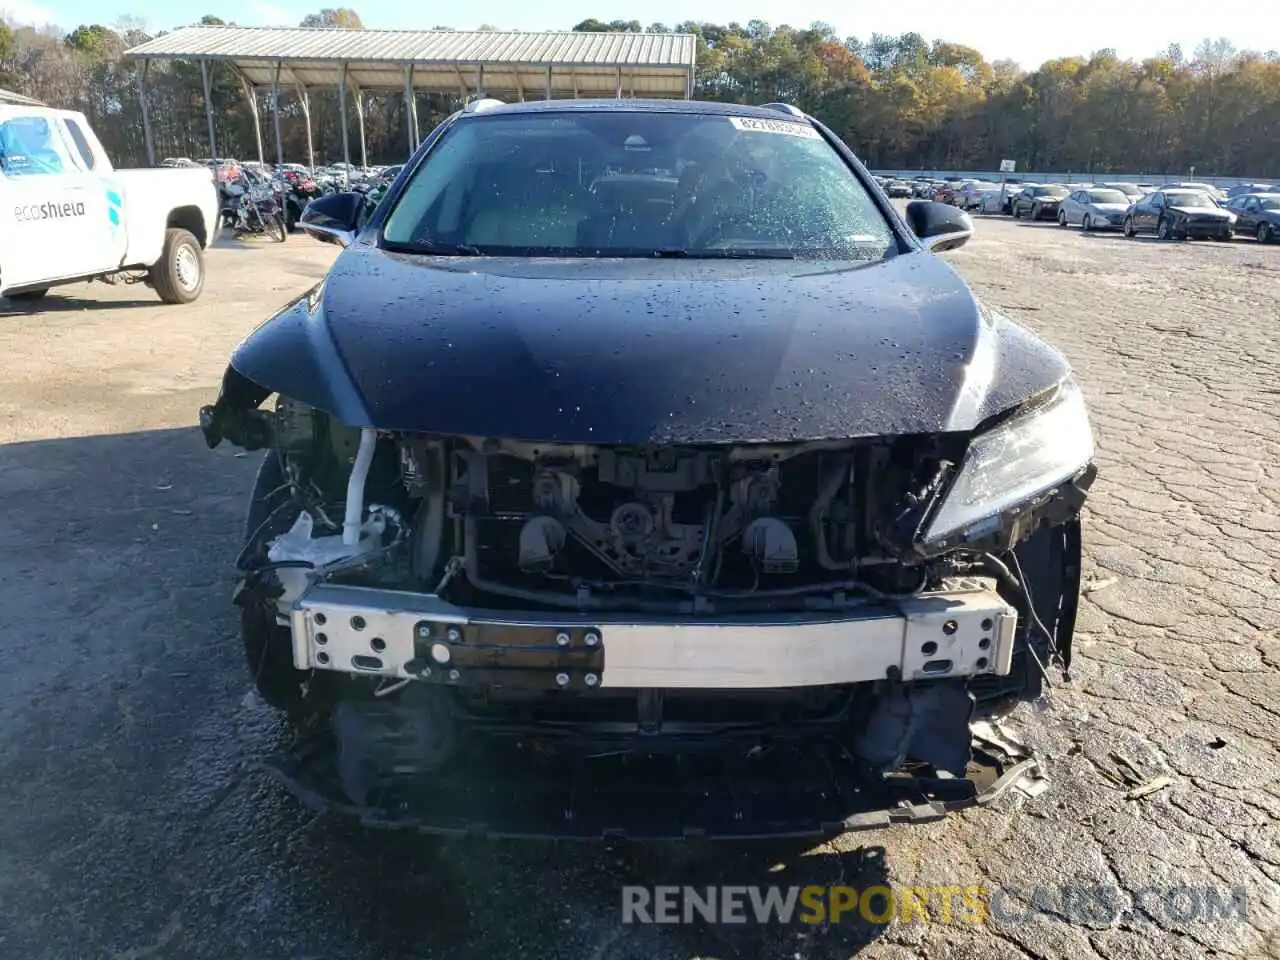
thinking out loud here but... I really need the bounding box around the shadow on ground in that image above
[0,290,162,312]
[0,426,894,960]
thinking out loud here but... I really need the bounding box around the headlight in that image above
[923,380,1094,544]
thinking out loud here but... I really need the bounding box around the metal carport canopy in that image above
[124,25,697,99]
[124,25,697,175]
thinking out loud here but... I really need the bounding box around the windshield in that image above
[381,111,896,260]
[1033,186,1069,197]
[1166,191,1214,207]
[1086,190,1128,204]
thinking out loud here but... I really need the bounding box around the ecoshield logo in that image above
[14,199,86,222]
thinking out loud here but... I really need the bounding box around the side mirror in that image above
[299,191,367,247]
[904,200,973,253]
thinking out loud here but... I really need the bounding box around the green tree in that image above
[300,8,363,28]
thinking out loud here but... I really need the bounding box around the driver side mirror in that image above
[299,191,368,247]
[904,200,972,252]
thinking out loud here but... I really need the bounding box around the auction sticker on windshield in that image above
[728,116,822,139]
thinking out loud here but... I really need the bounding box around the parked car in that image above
[1123,189,1235,240]
[1098,182,1147,203]
[0,103,218,304]
[955,181,999,210]
[1225,192,1280,243]
[1159,181,1226,202]
[198,98,1097,839]
[884,179,914,198]
[997,181,1033,215]
[1226,182,1274,199]
[1012,184,1070,220]
[1058,187,1133,231]
[934,179,976,204]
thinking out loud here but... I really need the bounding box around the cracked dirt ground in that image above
[0,220,1277,959]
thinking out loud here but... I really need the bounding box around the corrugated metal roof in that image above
[0,88,45,106]
[126,25,695,69]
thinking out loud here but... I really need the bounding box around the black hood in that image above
[230,246,1070,445]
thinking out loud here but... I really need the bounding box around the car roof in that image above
[458,98,814,122]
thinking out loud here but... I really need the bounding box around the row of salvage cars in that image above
[934,176,1280,243]
[203,98,1099,839]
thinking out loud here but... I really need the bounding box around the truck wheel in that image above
[6,288,49,302]
[150,227,204,304]
[240,452,334,719]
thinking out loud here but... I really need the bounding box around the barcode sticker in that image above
[728,116,821,139]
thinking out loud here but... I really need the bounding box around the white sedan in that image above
[1058,187,1134,231]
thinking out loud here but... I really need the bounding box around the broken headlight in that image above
[923,379,1094,544]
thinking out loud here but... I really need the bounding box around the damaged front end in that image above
[203,369,1094,838]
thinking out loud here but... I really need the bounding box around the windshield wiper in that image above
[652,248,796,260]
[410,241,484,256]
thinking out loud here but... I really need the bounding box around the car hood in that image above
[230,246,1071,445]
[1170,205,1229,217]
[1090,203,1130,214]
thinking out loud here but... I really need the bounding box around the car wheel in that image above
[6,287,49,301]
[1123,217,1135,238]
[1157,218,1171,241]
[1013,204,1022,220]
[1057,210,1068,226]
[149,227,204,304]
[1082,214,1093,232]
[240,453,330,719]
[1259,223,1273,244]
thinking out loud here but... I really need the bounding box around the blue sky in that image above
[4,0,1278,70]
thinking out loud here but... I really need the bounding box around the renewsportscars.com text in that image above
[621,884,1250,926]
[14,200,87,222]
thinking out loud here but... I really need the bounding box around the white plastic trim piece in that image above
[343,428,377,546]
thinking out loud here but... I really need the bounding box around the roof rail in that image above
[463,97,506,114]
[759,102,806,118]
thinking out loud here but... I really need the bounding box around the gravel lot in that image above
[1,220,1277,960]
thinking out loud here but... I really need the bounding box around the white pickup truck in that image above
[0,104,219,304]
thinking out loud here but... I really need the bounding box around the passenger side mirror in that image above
[299,191,367,247]
[904,200,972,253]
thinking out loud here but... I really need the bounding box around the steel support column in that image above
[238,75,264,165]
[404,64,419,156]
[338,62,350,188]
[477,63,485,97]
[137,60,155,166]
[200,59,217,163]
[615,65,623,99]
[272,61,284,167]
[545,64,552,100]
[297,85,314,171]
[352,83,367,170]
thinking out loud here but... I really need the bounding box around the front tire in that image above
[1082,214,1093,232]
[240,452,326,718]
[1058,211,1068,227]
[1259,223,1273,244]
[150,227,204,304]
[1123,217,1135,238]
[1157,218,1171,241]
[6,287,49,301]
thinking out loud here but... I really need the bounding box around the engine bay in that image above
[269,393,980,615]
